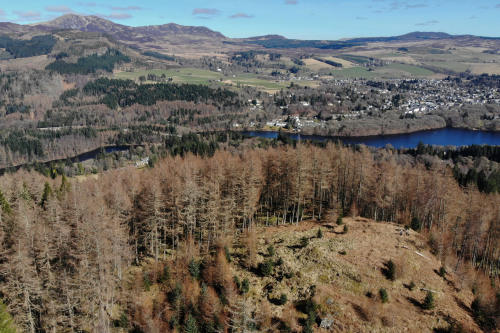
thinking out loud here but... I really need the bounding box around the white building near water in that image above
[135,157,149,167]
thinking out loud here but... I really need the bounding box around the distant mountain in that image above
[1,15,498,54]
[348,31,499,43]
[347,31,458,43]
[243,34,287,41]
[400,31,454,39]
[238,31,500,50]
[28,14,226,44]
[134,23,225,39]
[33,14,126,32]
[0,22,37,34]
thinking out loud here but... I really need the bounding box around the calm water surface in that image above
[244,128,500,148]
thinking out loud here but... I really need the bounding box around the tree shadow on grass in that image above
[453,295,472,315]
[404,295,422,308]
[351,303,369,322]
[381,261,393,281]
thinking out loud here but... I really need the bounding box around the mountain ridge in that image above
[29,14,227,39]
[2,14,498,43]
[1,14,499,55]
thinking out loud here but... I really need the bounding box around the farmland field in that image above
[383,63,434,76]
[421,61,471,73]
[114,69,319,92]
[328,67,381,79]
[374,52,406,58]
[303,58,335,70]
[319,56,356,68]
[222,73,319,92]
[114,68,224,84]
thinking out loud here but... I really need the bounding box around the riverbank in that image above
[0,145,135,176]
[1,127,499,177]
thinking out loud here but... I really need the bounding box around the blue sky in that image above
[0,0,499,39]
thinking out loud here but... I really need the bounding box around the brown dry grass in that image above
[320,56,356,68]
[0,55,53,71]
[303,58,335,70]
[469,63,500,75]
[237,217,482,332]
[62,80,76,91]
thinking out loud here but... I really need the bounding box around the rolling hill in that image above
[0,14,498,55]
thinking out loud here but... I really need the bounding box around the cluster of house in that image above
[238,77,500,130]
[397,79,500,115]
[266,116,327,130]
[134,157,149,167]
[322,78,500,116]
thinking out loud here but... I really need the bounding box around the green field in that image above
[327,63,434,79]
[114,69,319,92]
[422,61,471,73]
[225,74,318,91]
[384,63,434,76]
[223,73,286,90]
[329,67,381,79]
[375,53,406,58]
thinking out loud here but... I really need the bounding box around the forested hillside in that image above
[45,49,131,75]
[0,35,56,59]
[0,143,498,332]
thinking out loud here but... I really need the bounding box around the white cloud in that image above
[14,10,42,18]
[192,8,220,16]
[77,2,97,7]
[111,6,143,11]
[415,20,438,26]
[99,12,132,20]
[406,3,427,9]
[46,6,73,13]
[229,12,254,19]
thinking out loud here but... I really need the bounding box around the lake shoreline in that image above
[0,127,499,176]
[242,127,500,148]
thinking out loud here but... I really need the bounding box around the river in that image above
[0,145,133,176]
[244,128,500,148]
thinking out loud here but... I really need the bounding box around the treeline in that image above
[142,51,175,61]
[0,35,56,58]
[340,54,371,64]
[0,127,101,168]
[454,167,500,194]
[244,39,361,49]
[4,103,30,115]
[164,132,219,157]
[444,73,500,89]
[0,143,498,331]
[112,126,161,146]
[0,70,63,104]
[449,144,500,163]
[38,109,83,128]
[231,50,265,61]
[45,49,130,75]
[0,131,44,158]
[407,143,500,194]
[314,57,342,67]
[82,78,243,109]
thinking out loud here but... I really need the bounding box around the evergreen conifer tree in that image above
[422,291,435,310]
